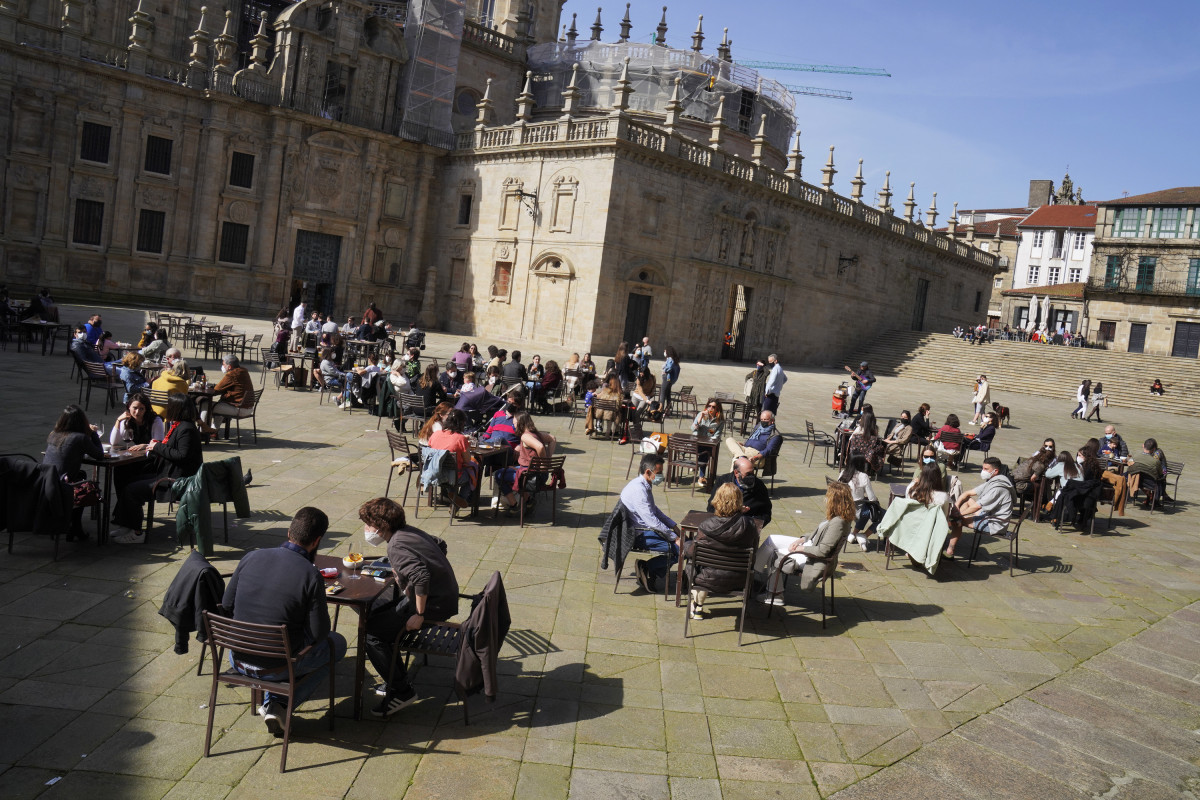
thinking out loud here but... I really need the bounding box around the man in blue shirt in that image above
[762,354,787,414]
[725,411,783,469]
[84,314,104,346]
[222,507,348,735]
[620,454,681,593]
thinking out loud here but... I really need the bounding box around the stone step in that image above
[840,332,1200,417]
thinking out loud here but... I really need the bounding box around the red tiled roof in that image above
[1002,282,1086,299]
[1017,205,1098,229]
[934,216,1024,237]
[972,207,1029,215]
[1097,187,1200,206]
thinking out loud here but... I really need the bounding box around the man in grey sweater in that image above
[945,456,1014,558]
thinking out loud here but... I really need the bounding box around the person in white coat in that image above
[970,374,990,425]
[762,354,787,415]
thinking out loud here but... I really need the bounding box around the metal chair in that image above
[202,612,334,773]
[385,430,421,506]
[228,388,264,447]
[804,420,836,467]
[81,361,121,413]
[965,509,1027,576]
[397,392,429,433]
[765,533,846,629]
[1164,461,1184,505]
[511,454,567,527]
[590,398,622,440]
[665,436,702,494]
[682,543,756,646]
[933,430,966,471]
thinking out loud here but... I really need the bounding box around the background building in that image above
[1086,187,1200,357]
[1001,203,1097,332]
[0,0,997,362]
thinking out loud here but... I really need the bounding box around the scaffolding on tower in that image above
[398,0,465,149]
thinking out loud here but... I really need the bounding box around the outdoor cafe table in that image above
[672,433,720,482]
[19,319,71,356]
[313,554,390,721]
[712,393,752,436]
[82,448,151,545]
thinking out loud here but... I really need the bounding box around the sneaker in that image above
[858,539,869,552]
[111,529,145,544]
[451,493,470,510]
[259,700,285,736]
[634,560,653,593]
[756,591,784,606]
[371,688,417,718]
[490,496,501,510]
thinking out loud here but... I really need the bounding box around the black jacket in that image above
[684,514,760,592]
[154,420,203,480]
[387,527,459,622]
[159,550,226,654]
[0,456,71,538]
[502,360,528,382]
[709,472,773,526]
[598,501,636,574]
[454,570,510,702]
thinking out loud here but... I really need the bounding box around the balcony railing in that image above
[1088,276,1200,297]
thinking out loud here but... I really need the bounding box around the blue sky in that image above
[560,0,1200,211]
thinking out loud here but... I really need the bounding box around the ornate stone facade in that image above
[0,0,997,364]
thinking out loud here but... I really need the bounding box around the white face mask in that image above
[980,470,992,480]
[1075,456,1085,466]
[221,365,228,373]
[363,527,385,548]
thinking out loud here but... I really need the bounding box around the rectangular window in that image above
[1114,207,1144,238]
[1068,267,1082,283]
[491,261,512,297]
[974,291,982,313]
[457,194,473,226]
[1074,232,1086,251]
[1150,207,1182,238]
[229,152,255,188]
[994,276,1003,289]
[136,209,166,253]
[1028,265,1040,285]
[1188,258,1200,296]
[218,221,249,263]
[1136,256,1156,291]
[80,122,112,163]
[144,135,173,175]
[1031,231,1044,249]
[1098,321,1116,342]
[1104,255,1122,287]
[1048,266,1060,284]
[375,247,403,284]
[72,199,104,245]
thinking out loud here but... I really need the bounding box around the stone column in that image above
[415,265,440,329]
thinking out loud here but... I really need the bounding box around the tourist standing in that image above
[762,354,787,415]
[970,374,990,425]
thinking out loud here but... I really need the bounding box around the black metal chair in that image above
[683,542,756,646]
[804,420,836,467]
[965,509,1027,576]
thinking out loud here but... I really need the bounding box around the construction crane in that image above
[786,84,852,100]
[737,60,891,78]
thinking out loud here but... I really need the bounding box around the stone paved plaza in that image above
[1,305,1198,799]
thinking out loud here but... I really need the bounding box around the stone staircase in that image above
[840,331,1200,417]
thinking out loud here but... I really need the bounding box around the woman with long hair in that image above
[491,411,557,510]
[931,413,963,455]
[43,405,105,541]
[1048,447,1104,528]
[1072,379,1091,419]
[754,481,854,603]
[838,455,879,550]
[426,408,476,509]
[535,359,563,413]
[630,366,657,412]
[417,401,455,447]
[414,362,449,410]
[906,462,948,508]
[112,393,203,543]
[683,482,759,620]
[660,345,680,409]
[1085,381,1106,422]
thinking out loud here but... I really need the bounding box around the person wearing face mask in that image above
[622,454,682,594]
[438,362,464,397]
[945,457,1014,559]
[357,497,458,717]
[762,354,787,415]
[726,411,783,469]
[149,350,189,416]
[755,481,854,604]
[745,359,768,416]
[659,346,680,411]
[708,456,773,528]
[69,323,104,365]
[1098,425,1128,460]
[204,354,255,436]
[1046,449,1103,529]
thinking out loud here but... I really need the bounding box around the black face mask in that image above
[740,474,757,488]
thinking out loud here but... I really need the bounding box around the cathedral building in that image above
[0,0,997,362]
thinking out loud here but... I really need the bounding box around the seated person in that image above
[1098,425,1129,461]
[451,343,473,371]
[585,376,624,437]
[692,400,726,486]
[222,507,348,732]
[1010,448,1054,500]
[753,481,853,604]
[438,363,464,397]
[847,410,884,475]
[492,411,557,510]
[724,410,782,469]
[413,366,448,415]
[481,389,523,449]
[426,408,477,508]
[318,347,347,396]
[931,414,963,455]
[1125,438,1168,506]
[139,328,171,361]
[1150,379,1165,396]
[906,461,949,507]
[1048,448,1104,528]
[965,412,998,450]
[388,358,411,395]
[534,360,563,413]
[524,354,545,391]
[883,410,913,463]
[945,457,1014,557]
[878,463,951,573]
[136,321,158,349]
[503,350,529,384]
[838,455,878,550]
[206,354,256,433]
[111,393,204,543]
[708,456,772,528]
[42,405,105,541]
[96,331,121,361]
[110,392,165,448]
[416,401,454,447]
[683,483,760,620]
[69,324,104,365]
[909,403,933,444]
[403,348,422,382]
[358,497,458,717]
[630,367,657,413]
[107,351,150,404]
[150,352,189,416]
[621,454,681,594]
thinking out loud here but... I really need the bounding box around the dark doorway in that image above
[1051,309,1075,332]
[293,230,342,316]
[622,293,652,350]
[911,278,929,331]
[1171,321,1200,358]
[722,284,751,360]
[1128,323,1147,354]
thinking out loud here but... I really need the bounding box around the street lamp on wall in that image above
[517,190,539,220]
[837,254,859,277]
